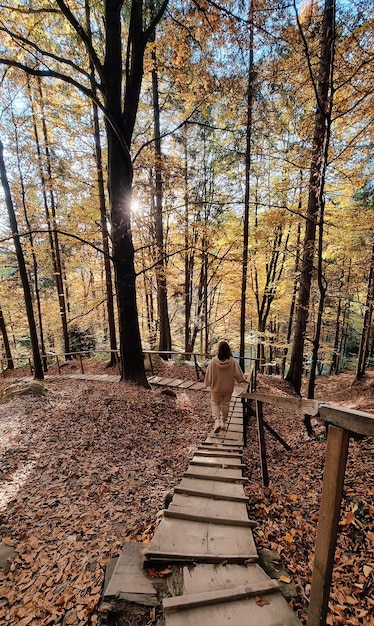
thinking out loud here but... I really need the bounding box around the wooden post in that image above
[193,354,199,380]
[308,425,350,626]
[149,352,154,375]
[256,400,269,487]
[113,351,120,374]
[79,354,84,374]
[56,355,61,375]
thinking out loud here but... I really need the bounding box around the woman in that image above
[204,340,246,433]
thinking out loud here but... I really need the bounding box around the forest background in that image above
[0,0,373,391]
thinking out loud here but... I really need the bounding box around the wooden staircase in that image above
[100,393,302,625]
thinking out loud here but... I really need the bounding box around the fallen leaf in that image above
[363,565,372,577]
[340,511,355,526]
[256,595,270,607]
[279,574,291,583]
[147,567,172,578]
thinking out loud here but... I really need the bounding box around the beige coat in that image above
[204,356,245,396]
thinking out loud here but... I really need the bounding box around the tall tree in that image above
[10,94,48,371]
[239,0,255,373]
[286,0,335,394]
[0,305,14,371]
[355,238,374,382]
[0,0,168,385]
[0,140,44,380]
[85,0,118,368]
[27,77,71,359]
[151,36,172,357]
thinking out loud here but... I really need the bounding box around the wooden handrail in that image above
[241,389,373,626]
[243,391,320,416]
[242,390,374,436]
[319,403,374,436]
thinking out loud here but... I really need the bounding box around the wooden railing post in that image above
[308,425,350,626]
[256,400,269,487]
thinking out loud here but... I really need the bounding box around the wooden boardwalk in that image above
[100,379,302,626]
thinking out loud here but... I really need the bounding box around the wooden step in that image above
[184,468,248,483]
[144,517,258,565]
[163,579,279,612]
[175,477,248,502]
[163,508,255,528]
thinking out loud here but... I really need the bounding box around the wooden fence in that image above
[2,349,258,381]
[241,388,374,626]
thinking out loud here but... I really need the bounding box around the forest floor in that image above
[0,358,373,626]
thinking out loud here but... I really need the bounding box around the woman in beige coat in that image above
[204,340,246,432]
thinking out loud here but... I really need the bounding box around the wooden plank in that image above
[319,403,374,436]
[169,494,250,524]
[243,391,320,415]
[103,542,158,606]
[167,378,185,387]
[148,375,166,384]
[180,563,268,594]
[190,456,243,468]
[197,450,243,456]
[199,441,243,454]
[225,425,243,433]
[188,382,206,390]
[163,579,279,613]
[178,380,198,389]
[195,449,243,458]
[164,592,302,626]
[155,377,176,385]
[144,517,258,563]
[184,469,248,483]
[164,509,255,528]
[175,477,248,501]
[205,433,243,444]
[308,426,350,626]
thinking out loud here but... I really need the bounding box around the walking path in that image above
[91,377,302,626]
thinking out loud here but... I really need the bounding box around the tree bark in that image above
[0,305,14,370]
[151,40,172,358]
[103,0,168,385]
[282,220,301,378]
[286,0,335,394]
[11,92,48,371]
[239,0,254,373]
[0,140,44,380]
[355,239,374,382]
[85,0,118,368]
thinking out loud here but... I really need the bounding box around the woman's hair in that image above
[217,340,232,361]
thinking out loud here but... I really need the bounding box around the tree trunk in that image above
[103,0,150,386]
[0,140,44,380]
[239,0,254,373]
[282,220,302,377]
[0,305,14,370]
[11,92,48,371]
[305,196,328,435]
[151,41,172,358]
[286,0,335,394]
[355,239,374,382]
[85,1,118,368]
[330,274,343,375]
[183,126,198,358]
[28,77,71,359]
